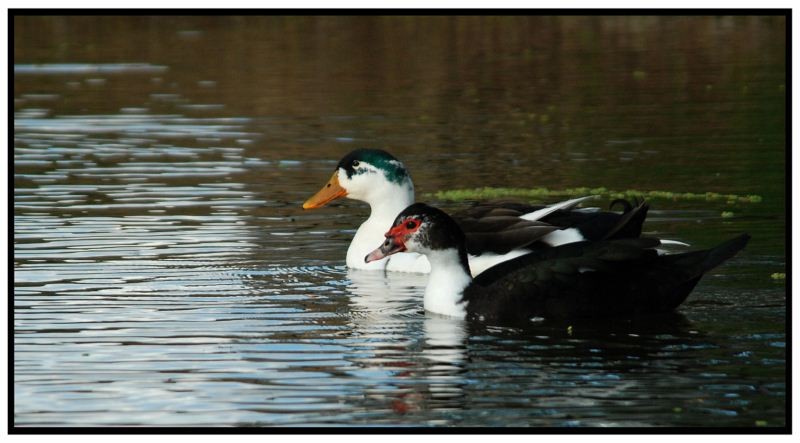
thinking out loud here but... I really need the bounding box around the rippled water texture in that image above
[13,16,786,428]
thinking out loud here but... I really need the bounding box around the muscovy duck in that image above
[365,203,749,323]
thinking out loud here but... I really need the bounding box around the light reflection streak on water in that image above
[14,63,170,75]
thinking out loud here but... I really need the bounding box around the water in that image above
[13,16,786,428]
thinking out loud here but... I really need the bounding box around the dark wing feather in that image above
[451,198,649,257]
[465,234,749,323]
[457,215,536,233]
[539,199,648,241]
[473,237,662,286]
[601,198,649,240]
[455,197,648,245]
[464,224,560,255]
[453,202,559,255]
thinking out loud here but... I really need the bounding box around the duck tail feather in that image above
[697,233,751,273]
[662,233,750,277]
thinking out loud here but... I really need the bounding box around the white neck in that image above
[423,248,472,319]
[367,185,414,221]
[346,181,415,269]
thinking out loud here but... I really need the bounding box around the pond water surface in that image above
[13,16,786,428]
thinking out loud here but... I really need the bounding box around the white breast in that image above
[423,249,471,319]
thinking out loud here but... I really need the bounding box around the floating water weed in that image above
[427,187,763,204]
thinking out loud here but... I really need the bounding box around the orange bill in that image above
[302,171,348,209]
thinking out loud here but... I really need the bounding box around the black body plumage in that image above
[465,233,749,323]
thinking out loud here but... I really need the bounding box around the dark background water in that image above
[13,15,787,428]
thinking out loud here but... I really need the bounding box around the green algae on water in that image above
[427,186,763,204]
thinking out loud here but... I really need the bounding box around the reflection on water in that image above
[13,15,785,428]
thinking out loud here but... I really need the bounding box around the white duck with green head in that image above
[303,149,432,272]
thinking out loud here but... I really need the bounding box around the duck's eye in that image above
[405,220,417,229]
[352,160,360,167]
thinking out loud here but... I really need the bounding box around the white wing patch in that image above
[659,239,691,247]
[520,195,596,221]
[541,228,585,246]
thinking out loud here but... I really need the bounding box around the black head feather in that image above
[394,203,471,271]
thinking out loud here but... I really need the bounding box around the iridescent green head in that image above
[336,149,410,185]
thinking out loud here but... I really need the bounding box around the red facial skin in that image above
[364,216,423,263]
[386,216,422,240]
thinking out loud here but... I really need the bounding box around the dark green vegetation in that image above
[428,186,763,204]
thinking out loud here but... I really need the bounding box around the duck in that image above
[365,203,750,323]
[303,149,650,275]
